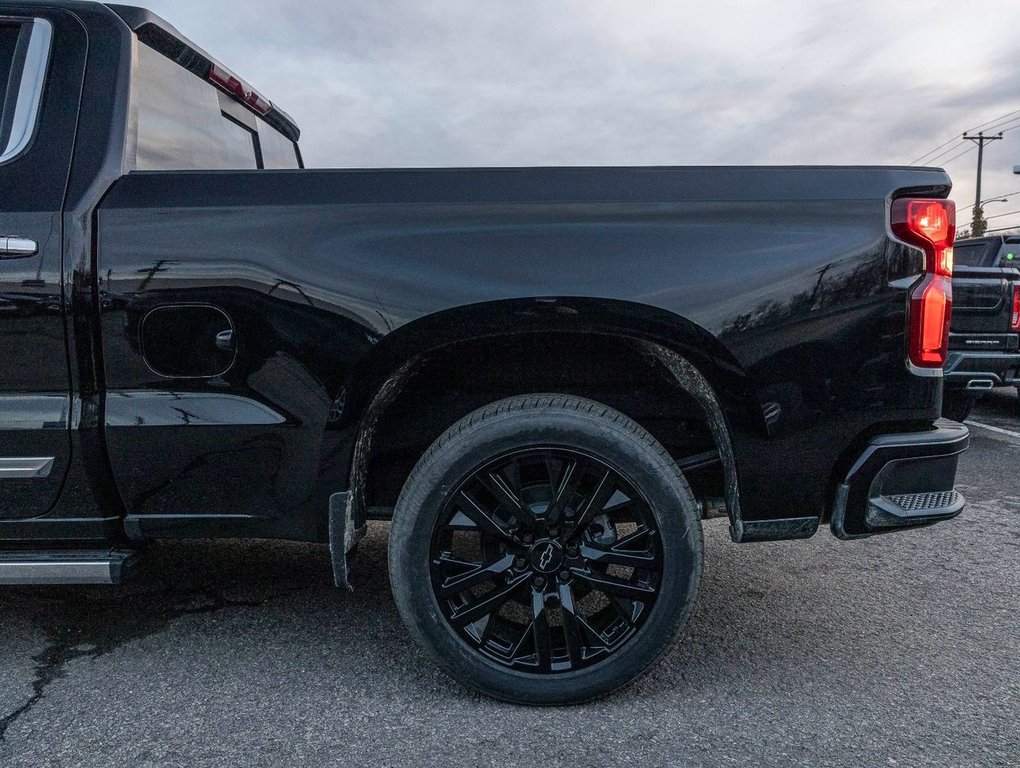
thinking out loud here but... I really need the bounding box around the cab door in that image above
[0,10,84,518]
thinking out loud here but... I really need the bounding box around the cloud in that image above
[144,0,1020,226]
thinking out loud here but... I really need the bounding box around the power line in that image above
[982,224,1020,234]
[958,113,1020,141]
[940,144,976,165]
[915,118,1020,168]
[923,140,969,165]
[919,108,1020,159]
[912,136,966,165]
[911,107,1020,164]
[983,207,1020,221]
[969,107,1020,134]
[959,188,1020,212]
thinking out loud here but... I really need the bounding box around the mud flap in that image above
[329,491,366,590]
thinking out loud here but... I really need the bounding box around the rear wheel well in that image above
[361,333,728,515]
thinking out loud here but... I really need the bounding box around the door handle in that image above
[0,237,38,259]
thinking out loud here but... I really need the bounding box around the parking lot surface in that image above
[1,392,1018,767]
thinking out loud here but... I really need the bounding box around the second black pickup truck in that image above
[943,234,1020,420]
[0,1,969,704]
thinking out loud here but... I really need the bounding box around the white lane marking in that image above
[964,419,1020,440]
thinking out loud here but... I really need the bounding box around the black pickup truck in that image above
[0,2,970,704]
[942,235,1020,420]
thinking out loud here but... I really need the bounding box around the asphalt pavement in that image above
[1,394,1018,767]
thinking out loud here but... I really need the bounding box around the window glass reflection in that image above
[134,42,257,170]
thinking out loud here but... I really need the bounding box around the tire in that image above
[388,394,703,705]
[942,390,976,422]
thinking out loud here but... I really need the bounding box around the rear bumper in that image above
[830,420,969,539]
[944,350,1020,388]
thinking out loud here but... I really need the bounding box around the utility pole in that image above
[963,131,1003,236]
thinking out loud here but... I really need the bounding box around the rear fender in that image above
[325,298,756,586]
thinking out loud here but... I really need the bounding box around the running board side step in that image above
[0,549,140,585]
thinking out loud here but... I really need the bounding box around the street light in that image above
[967,198,1011,239]
[971,197,1008,237]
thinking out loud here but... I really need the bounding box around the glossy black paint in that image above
[0,0,955,548]
[0,6,86,521]
[831,420,969,538]
[0,1,135,542]
[92,166,948,541]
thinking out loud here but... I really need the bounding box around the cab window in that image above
[0,18,52,164]
[133,41,301,171]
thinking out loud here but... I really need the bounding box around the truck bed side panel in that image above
[95,166,947,538]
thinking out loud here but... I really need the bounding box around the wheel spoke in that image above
[531,587,553,670]
[558,582,584,668]
[572,569,656,603]
[546,457,582,524]
[475,613,497,646]
[602,495,636,515]
[606,592,639,630]
[448,572,529,626]
[432,553,479,578]
[544,454,561,490]
[453,490,516,543]
[479,470,537,528]
[437,553,516,598]
[579,542,656,569]
[430,446,666,675]
[612,527,652,550]
[570,469,617,534]
[570,578,620,645]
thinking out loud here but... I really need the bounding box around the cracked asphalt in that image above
[2,393,1019,767]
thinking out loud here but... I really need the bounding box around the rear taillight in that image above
[891,198,956,369]
[208,64,272,116]
[1012,285,1020,331]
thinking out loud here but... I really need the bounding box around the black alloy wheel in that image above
[389,394,703,705]
[429,447,664,674]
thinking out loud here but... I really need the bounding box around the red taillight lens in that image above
[909,275,952,366]
[891,198,956,368]
[1012,285,1020,331]
[891,198,956,277]
[908,201,950,248]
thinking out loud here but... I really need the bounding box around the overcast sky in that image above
[146,0,1020,232]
